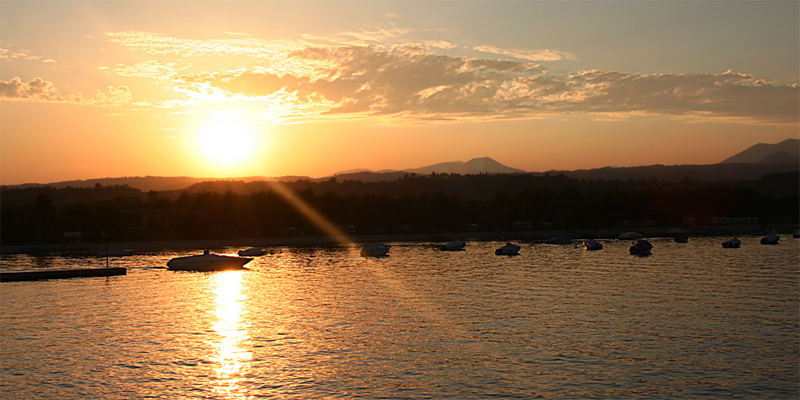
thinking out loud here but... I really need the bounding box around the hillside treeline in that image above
[1,172,797,244]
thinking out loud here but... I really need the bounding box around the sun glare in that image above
[196,113,257,167]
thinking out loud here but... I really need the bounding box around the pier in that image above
[0,267,127,282]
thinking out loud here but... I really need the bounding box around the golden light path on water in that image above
[210,271,252,399]
[262,181,481,353]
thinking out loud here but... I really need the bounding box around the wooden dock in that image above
[0,267,127,282]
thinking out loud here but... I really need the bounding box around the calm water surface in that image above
[2,237,798,399]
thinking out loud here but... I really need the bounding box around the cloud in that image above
[177,45,797,123]
[88,85,132,106]
[561,69,799,123]
[102,31,797,124]
[0,77,131,106]
[0,77,72,101]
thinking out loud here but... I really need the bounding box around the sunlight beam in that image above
[266,181,352,246]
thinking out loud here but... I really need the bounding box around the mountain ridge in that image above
[5,139,798,191]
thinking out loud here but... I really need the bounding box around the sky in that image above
[1,0,798,184]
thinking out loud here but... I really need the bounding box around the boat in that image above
[583,239,603,251]
[760,233,780,245]
[167,251,252,271]
[793,230,800,239]
[495,242,521,256]
[238,247,267,257]
[618,231,643,240]
[439,240,466,251]
[673,233,689,243]
[722,238,741,248]
[361,242,390,257]
[629,239,653,256]
[546,235,572,245]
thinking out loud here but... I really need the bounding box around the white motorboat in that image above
[238,247,267,257]
[361,243,390,257]
[722,238,741,248]
[440,240,466,251]
[583,239,603,251]
[618,232,643,240]
[495,242,521,256]
[167,252,252,271]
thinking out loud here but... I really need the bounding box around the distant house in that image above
[708,217,759,225]
[62,231,83,243]
[511,220,533,230]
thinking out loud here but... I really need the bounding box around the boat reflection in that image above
[210,271,252,399]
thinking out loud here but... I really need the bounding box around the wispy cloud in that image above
[111,60,180,79]
[106,31,294,58]
[473,45,575,62]
[0,47,56,64]
[300,26,411,47]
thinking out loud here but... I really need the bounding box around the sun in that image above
[196,113,257,167]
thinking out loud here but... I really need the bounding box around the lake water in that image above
[1,237,798,399]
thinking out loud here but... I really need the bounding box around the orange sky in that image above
[1,1,798,184]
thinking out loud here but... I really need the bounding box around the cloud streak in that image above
[0,47,57,64]
[473,45,575,62]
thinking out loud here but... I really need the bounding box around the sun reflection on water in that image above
[210,271,252,399]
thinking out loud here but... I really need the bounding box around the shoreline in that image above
[1,224,797,255]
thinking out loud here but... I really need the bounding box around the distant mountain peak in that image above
[722,138,799,164]
[407,157,526,175]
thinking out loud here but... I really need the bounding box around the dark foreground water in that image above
[2,237,798,399]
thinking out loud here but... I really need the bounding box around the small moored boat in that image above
[618,232,643,240]
[495,242,521,256]
[583,239,603,251]
[629,240,653,256]
[361,243,390,257]
[167,251,252,271]
[546,235,572,245]
[238,247,267,257]
[722,238,741,248]
[760,233,780,245]
[440,240,466,251]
